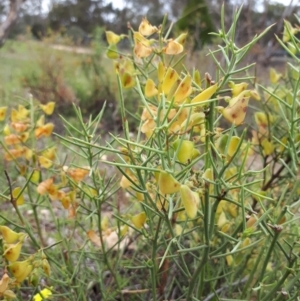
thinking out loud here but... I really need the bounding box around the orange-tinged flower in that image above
[0,273,10,294]
[37,178,54,195]
[60,190,76,209]
[138,18,158,36]
[35,123,54,138]
[219,95,249,126]
[133,31,151,46]
[4,148,24,161]
[87,230,102,247]
[4,134,21,145]
[65,166,90,182]
[49,189,65,201]
[0,106,7,121]
[40,102,55,115]
[168,108,189,133]
[11,122,28,132]
[173,74,193,103]
[141,105,157,121]
[141,119,156,137]
[68,202,78,218]
[164,40,184,55]
[134,42,152,58]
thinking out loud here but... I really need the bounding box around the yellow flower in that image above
[33,288,52,301]
[0,106,7,121]
[40,102,55,115]
[35,123,54,138]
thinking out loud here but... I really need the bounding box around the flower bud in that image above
[42,259,51,276]
[0,273,9,294]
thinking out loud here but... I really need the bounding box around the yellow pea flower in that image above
[131,212,146,229]
[164,40,184,55]
[33,288,52,301]
[0,226,22,244]
[145,78,158,98]
[3,241,23,262]
[40,102,55,115]
[0,106,7,121]
[138,18,158,36]
[12,187,25,206]
[35,123,54,138]
[158,171,180,194]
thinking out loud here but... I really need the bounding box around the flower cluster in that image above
[0,226,51,300]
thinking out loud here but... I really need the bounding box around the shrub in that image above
[0,6,299,301]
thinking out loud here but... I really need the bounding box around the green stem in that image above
[27,186,45,247]
[261,256,297,301]
[257,229,280,299]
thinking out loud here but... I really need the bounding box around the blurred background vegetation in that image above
[0,0,299,131]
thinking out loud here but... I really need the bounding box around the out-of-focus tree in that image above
[176,0,215,49]
[48,0,115,33]
[104,0,166,34]
[0,0,25,46]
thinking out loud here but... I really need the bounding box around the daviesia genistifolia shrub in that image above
[0,6,300,301]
